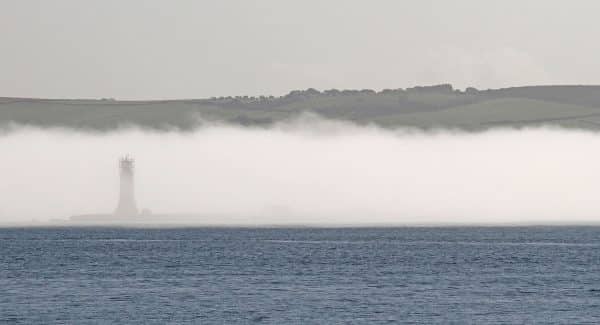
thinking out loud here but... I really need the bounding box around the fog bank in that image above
[1,120,599,225]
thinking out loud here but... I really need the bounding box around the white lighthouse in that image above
[114,156,138,216]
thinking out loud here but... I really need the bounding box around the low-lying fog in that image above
[1,117,599,226]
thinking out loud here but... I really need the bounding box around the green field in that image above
[3,85,600,131]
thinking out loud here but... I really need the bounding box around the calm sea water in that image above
[2,227,600,324]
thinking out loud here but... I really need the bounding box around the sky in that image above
[1,0,600,99]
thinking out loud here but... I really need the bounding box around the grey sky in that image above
[1,0,599,99]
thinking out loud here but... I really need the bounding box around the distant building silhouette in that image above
[114,156,138,216]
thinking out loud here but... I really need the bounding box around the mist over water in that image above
[1,118,599,225]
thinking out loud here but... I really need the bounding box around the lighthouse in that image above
[114,156,138,216]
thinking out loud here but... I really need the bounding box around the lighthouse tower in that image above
[114,156,138,216]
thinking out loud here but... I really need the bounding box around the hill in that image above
[3,85,600,131]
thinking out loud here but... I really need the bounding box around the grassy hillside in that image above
[375,98,600,129]
[2,85,600,131]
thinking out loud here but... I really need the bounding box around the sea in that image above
[2,227,600,324]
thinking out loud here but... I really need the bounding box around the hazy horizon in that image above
[2,118,600,226]
[3,1,600,225]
